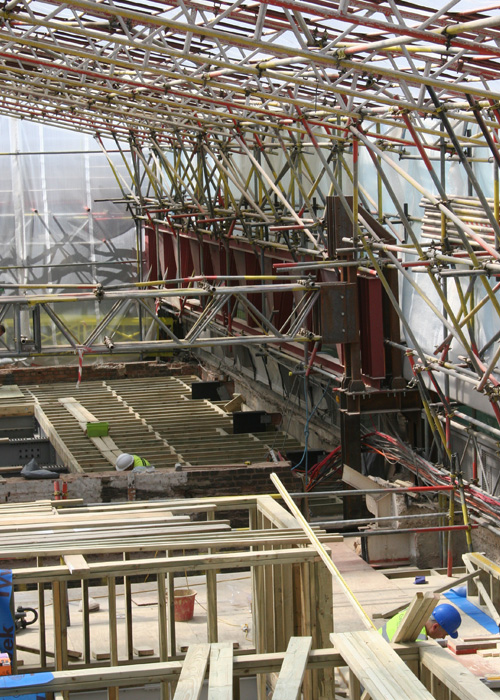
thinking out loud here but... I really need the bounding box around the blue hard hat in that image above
[432,604,462,639]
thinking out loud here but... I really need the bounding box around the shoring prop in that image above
[150,134,205,213]
[271,127,324,226]
[476,343,500,392]
[233,134,325,251]
[328,198,450,460]
[288,96,359,240]
[435,280,500,358]
[356,205,480,379]
[129,140,171,206]
[201,142,272,224]
[338,151,378,216]
[465,95,500,171]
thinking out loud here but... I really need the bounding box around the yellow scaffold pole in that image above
[270,472,376,631]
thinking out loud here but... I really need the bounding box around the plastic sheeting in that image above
[0,117,137,357]
[0,118,135,286]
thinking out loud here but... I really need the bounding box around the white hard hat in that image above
[115,453,134,471]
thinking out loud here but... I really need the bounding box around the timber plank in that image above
[173,643,210,700]
[392,592,439,644]
[207,642,233,700]
[331,630,435,700]
[419,643,498,700]
[63,554,89,574]
[273,637,312,700]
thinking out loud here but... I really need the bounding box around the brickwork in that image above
[0,462,298,504]
[0,360,200,386]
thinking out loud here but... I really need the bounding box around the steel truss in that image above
[1,1,500,461]
[0,280,320,356]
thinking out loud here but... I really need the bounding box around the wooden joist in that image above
[34,403,84,472]
[207,642,233,700]
[331,630,435,700]
[26,375,301,473]
[273,637,312,700]
[173,643,210,700]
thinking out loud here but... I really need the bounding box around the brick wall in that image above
[0,360,200,386]
[0,462,299,505]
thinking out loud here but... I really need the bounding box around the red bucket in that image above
[173,588,197,621]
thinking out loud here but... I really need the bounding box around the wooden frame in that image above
[1,494,336,699]
[2,497,496,700]
[3,637,496,700]
[463,553,500,626]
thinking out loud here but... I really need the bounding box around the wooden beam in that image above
[208,642,233,700]
[173,643,210,700]
[331,630,435,700]
[419,643,498,700]
[12,547,321,585]
[271,473,374,631]
[0,403,34,417]
[273,637,312,700]
[223,394,244,412]
[62,554,89,574]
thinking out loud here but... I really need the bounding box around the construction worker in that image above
[379,603,462,642]
[115,453,151,472]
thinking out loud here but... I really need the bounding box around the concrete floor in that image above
[14,571,254,666]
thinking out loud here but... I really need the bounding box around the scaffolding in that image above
[0,1,499,485]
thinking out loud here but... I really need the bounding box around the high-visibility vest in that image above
[133,455,151,467]
[379,609,427,642]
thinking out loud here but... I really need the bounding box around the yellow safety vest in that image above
[379,609,427,642]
